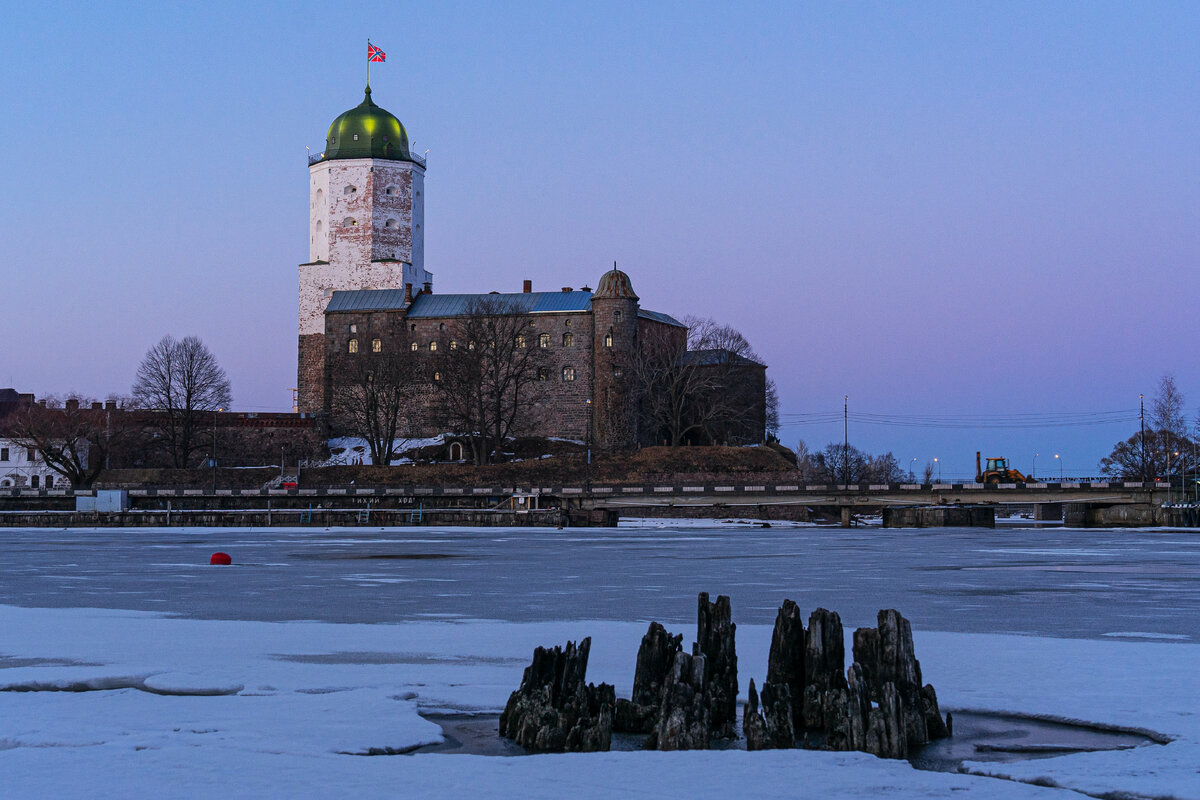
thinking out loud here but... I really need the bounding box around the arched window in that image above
[516,335,526,348]
[603,333,613,348]
[315,188,324,205]
[343,217,357,227]
[429,341,438,351]
[439,322,446,331]
[562,366,576,382]
[450,340,458,350]
[385,218,399,229]
[348,338,359,354]
[410,342,419,351]
[468,341,476,350]
[344,185,357,195]
[562,332,574,347]
[348,323,357,334]
[537,367,549,381]
[614,310,621,322]
[449,441,463,460]
[371,338,382,353]
[410,323,417,332]
[432,371,441,382]
[315,220,323,235]
[538,333,550,348]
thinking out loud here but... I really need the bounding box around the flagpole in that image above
[366,38,370,88]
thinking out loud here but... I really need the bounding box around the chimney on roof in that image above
[523,279,532,294]
[580,285,591,292]
[66,398,79,411]
[90,402,102,410]
[404,283,413,304]
[561,286,572,293]
[105,401,116,411]
[423,282,432,295]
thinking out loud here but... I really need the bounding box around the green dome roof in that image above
[322,86,413,162]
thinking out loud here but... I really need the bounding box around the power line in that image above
[780,409,1139,430]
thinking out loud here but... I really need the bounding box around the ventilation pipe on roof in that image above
[423,282,432,295]
[91,402,102,410]
[66,398,79,412]
[523,279,532,293]
[561,286,572,293]
[404,283,413,304]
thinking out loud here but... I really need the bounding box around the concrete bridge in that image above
[0,479,1185,528]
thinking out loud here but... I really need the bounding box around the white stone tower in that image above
[297,86,432,413]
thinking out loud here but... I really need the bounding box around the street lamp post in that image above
[1033,452,1038,481]
[1054,453,1062,482]
[585,399,592,493]
[933,457,941,483]
[910,457,918,482]
[211,407,223,494]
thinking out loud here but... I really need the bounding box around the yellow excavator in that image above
[976,452,1032,485]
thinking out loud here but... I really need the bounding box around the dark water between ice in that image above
[1,522,1198,640]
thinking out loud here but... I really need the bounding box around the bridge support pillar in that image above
[1034,503,1063,522]
[840,507,852,528]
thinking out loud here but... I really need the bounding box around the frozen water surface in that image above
[0,522,1198,639]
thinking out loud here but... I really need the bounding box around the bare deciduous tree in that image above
[132,335,232,468]
[430,298,548,465]
[633,316,769,446]
[1151,374,1186,436]
[7,395,140,488]
[332,345,422,465]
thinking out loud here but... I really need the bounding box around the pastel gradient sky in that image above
[2,2,1196,478]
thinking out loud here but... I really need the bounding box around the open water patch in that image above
[405,710,1164,772]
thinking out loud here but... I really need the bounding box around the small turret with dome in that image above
[321,86,415,162]
[593,265,639,301]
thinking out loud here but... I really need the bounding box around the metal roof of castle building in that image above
[327,288,684,327]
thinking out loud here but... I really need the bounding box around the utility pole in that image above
[1140,393,1146,483]
[843,395,849,486]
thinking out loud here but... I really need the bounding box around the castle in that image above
[298,87,766,450]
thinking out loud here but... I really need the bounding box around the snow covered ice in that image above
[2,522,1200,798]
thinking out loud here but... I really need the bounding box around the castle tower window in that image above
[349,323,357,334]
[410,324,417,332]
[433,372,441,382]
[315,220,322,234]
[439,323,446,331]
[516,335,526,348]
[385,186,397,196]
[614,310,621,321]
[468,341,476,350]
[348,338,359,354]
[603,333,613,348]
[562,332,574,347]
[538,333,550,348]
[450,340,458,350]
[410,342,419,351]
[343,217,357,227]
[385,218,398,229]
[562,366,576,382]
[372,338,382,353]
[564,319,571,327]
[537,367,548,381]
[344,185,357,195]
[613,367,623,377]
[429,341,438,351]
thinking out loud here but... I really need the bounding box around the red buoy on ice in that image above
[210,552,232,565]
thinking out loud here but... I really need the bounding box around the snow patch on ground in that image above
[1,606,1197,798]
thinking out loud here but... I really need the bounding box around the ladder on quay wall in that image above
[357,504,371,524]
[299,506,313,524]
[409,501,423,525]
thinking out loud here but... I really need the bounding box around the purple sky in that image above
[2,2,1197,478]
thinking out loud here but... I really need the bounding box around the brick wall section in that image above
[297,333,325,414]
